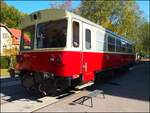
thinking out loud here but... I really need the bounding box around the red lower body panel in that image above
[16,51,135,82]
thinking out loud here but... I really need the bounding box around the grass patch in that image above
[0,69,9,76]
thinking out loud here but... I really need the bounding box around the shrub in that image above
[0,56,17,69]
[0,56,10,69]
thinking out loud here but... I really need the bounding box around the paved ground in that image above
[35,62,150,112]
[0,62,149,112]
[0,76,80,112]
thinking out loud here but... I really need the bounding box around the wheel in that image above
[20,72,37,95]
[38,79,57,96]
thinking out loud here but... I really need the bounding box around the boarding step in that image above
[75,81,94,90]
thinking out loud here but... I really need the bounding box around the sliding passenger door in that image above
[71,19,83,76]
[82,22,94,82]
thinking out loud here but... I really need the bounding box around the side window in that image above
[116,39,121,52]
[108,35,115,51]
[73,21,79,47]
[121,40,126,53]
[127,43,132,53]
[130,45,133,53]
[85,29,91,49]
[95,30,105,51]
[104,34,108,51]
[3,33,9,39]
[132,44,135,53]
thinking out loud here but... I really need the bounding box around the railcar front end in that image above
[16,10,83,95]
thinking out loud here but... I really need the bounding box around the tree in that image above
[137,22,150,54]
[76,0,147,53]
[0,1,27,28]
[50,0,73,11]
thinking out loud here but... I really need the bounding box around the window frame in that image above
[121,40,127,53]
[127,43,132,53]
[20,25,35,51]
[107,35,115,52]
[116,38,122,52]
[85,28,91,49]
[72,21,80,48]
[3,33,9,39]
[35,19,68,49]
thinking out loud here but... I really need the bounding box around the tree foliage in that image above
[50,0,72,11]
[76,0,149,54]
[0,1,27,28]
[136,22,150,54]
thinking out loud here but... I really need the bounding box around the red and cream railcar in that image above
[16,9,135,95]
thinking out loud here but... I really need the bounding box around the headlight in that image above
[49,55,55,62]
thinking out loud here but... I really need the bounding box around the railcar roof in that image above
[21,9,133,44]
[21,9,67,29]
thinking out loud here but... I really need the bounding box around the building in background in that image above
[0,23,21,56]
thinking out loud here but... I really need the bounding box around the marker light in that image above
[49,55,55,62]
[55,55,62,65]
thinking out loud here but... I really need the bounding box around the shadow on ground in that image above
[87,61,150,102]
[1,77,75,103]
[1,61,149,103]
[1,78,44,103]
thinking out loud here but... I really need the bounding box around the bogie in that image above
[19,71,77,96]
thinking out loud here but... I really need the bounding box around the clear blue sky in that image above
[5,0,149,21]
[5,1,81,13]
[136,1,149,21]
